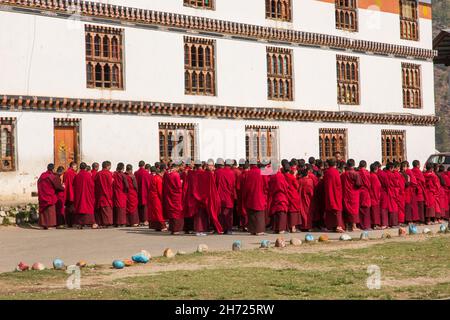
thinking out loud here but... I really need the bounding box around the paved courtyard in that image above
[0,223,446,273]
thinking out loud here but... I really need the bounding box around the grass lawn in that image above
[0,234,449,299]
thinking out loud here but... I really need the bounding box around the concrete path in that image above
[0,223,446,273]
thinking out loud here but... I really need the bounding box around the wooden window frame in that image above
[336,55,360,105]
[245,125,279,162]
[335,0,358,32]
[159,123,197,162]
[402,63,422,109]
[0,117,17,172]
[267,47,293,101]
[399,0,419,41]
[85,25,124,90]
[183,0,215,10]
[381,130,406,164]
[184,36,216,96]
[319,128,348,161]
[265,0,292,22]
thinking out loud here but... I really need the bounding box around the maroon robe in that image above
[268,171,289,232]
[424,171,441,219]
[215,167,236,232]
[284,172,301,229]
[358,168,371,230]
[94,169,113,226]
[386,170,400,226]
[405,169,419,222]
[341,168,362,224]
[323,167,344,230]
[163,170,184,232]
[369,172,382,226]
[135,167,152,223]
[37,171,64,228]
[237,169,249,228]
[298,175,314,230]
[73,169,96,225]
[125,173,139,226]
[242,165,268,234]
[149,174,165,230]
[395,170,406,224]
[113,171,129,225]
[412,167,426,222]
[63,167,77,226]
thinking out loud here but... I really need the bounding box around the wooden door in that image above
[54,126,78,169]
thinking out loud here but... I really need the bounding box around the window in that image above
[335,0,358,32]
[399,0,419,41]
[245,126,279,162]
[266,0,292,22]
[159,123,197,162]
[184,37,216,96]
[336,55,359,105]
[267,47,293,101]
[184,0,214,10]
[85,25,124,89]
[381,130,406,164]
[319,128,347,161]
[0,118,16,172]
[402,63,422,109]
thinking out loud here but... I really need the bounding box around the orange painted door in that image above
[54,127,78,169]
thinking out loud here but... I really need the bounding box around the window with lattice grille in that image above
[184,37,216,96]
[381,130,406,164]
[245,126,279,162]
[402,63,422,109]
[265,0,292,22]
[159,123,197,162]
[336,55,359,105]
[184,0,214,10]
[319,128,348,161]
[267,47,293,101]
[335,0,358,32]
[0,118,16,172]
[400,0,419,41]
[85,25,124,89]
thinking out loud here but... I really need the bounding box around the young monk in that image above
[237,161,250,231]
[73,162,97,229]
[423,163,440,224]
[134,160,152,226]
[401,161,416,224]
[412,160,426,223]
[341,159,362,231]
[298,165,315,231]
[358,160,372,230]
[91,162,99,180]
[437,165,449,221]
[94,161,114,227]
[369,163,382,229]
[63,161,77,228]
[125,164,140,227]
[242,159,268,235]
[215,159,236,234]
[283,162,301,233]
[37,164,65,229]
[268,162,289,234]
[163,162,184,234]
[323,159,345,233]
[112,163,129,227]
[149,166,167,231]
[55,166,66,228]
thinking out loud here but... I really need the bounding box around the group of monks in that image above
[37,153,450,235]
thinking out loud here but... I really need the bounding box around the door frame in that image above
[53,118,81,168]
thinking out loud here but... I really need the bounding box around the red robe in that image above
[149,174,164,222]
[324,167,343,212]
[377,170,389,211]
[394,170,406,223]
[341,168,361,218]
[73,169,95,215]
[215,167,236,209]
[237,169,249,225]
[298,175,314,229]
[63,168,77,203]
[242,166,268,212]
[38,170,64,213]
[412,167,426,202]
[424,171,440,213]
[369,172,381,208]
[183,169,202,218]
[358,168,371,209]
[405,169,419,220]
[386,170,399,213]
[91,169,98,181]
[268,171,289,215]
[284,173,301,214]
[125,173,139,215]
[95,169,113,208]
[197,170,223,233]
[162,171,183,220]
[437,173,448,216]
[113,171,129,209]
[134,167,152,206]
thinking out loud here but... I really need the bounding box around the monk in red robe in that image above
[200,160,223,234]
[215,159,236,234]
[358,160,372,230]
[73,162,97,229]
[268,163,289,234]
[94,161,114,227]
[369,163,382,229]
[232,159,244,228]
[298,166,315,231]
[183,161,204,235]
[63,161,77,228]
[55,166,66,228]
[242,159,268,235]
[385,162,400,227]
[237,161,249,230]
[436,165,448,222]
[112,163,129,227]
[424,163,441,224]
[125,164,139,227]
[412,160,426,223]
[91,162,99,180]
[282,162,301,232]
[163,162,184,234]
[401,161,416,224]
[341,159,362,231]
[37,164,64,229]
[323,159,345,233]
[393,162,406,225]
[134,161,152,226]
[377,164,390,228]
[149,165,167,231]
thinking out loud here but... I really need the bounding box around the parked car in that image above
[425,153,450,170]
